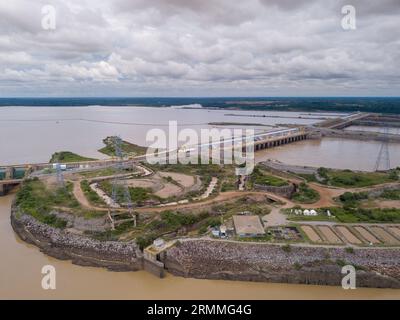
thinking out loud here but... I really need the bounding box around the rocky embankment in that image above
[10,204,400,288]
[11,206,143,271]
[164,240,400,288]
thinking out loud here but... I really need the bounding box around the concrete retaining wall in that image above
[254,183,296,198]
[143,258,165,278]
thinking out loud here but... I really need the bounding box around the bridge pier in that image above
[5,168,14,180]
[253,133,309,151]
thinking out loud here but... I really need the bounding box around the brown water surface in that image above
[1,195,399,299]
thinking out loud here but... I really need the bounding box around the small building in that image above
[219,225,227,238]
[233,215,265,237]
[143,239,177,278]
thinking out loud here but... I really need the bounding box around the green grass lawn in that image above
[49,151,96,163]
[381,189,400,200]
[15,178,80,228]
[318,168,398,188]
[251,167,289,187]
[329,206,400,223]
[80,167,131,178]
[98,180,157,205]
[288,205,400,223]
[292,183,320,204]
[80,180,106,206]
[296,173,318,183]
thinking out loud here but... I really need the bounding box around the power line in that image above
[374,126,390,171]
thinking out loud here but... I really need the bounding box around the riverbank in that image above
[164,239,400,288]
[10,203,143,272]
[11,202,400,288]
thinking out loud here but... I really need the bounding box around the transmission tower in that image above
[56,163,65,187]
[374,126,390,171]
[109,136,136,229]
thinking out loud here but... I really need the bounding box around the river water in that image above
[0,106,321,165]
[1,194,399,299]
[1,106,400,299]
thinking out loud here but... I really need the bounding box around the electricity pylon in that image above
[109,136,136,228]
[56,163,65,187]
[374,127,390,171]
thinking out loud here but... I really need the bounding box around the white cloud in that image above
[0,0,399,96]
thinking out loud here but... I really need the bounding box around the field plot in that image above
[369,227,400,245]
[388,227,400,239]
[317,226,342,244]
[354,226,381,244]
[335,226,363,244]
[301,226,323,243]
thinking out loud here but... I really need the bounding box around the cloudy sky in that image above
[0,0,399,97]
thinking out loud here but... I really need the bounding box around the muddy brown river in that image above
[1,107,400,299]
[1,194,400,299]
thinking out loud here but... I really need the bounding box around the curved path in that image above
[68,165,400,223]
[70,177,399,215]
[70,181,289,214]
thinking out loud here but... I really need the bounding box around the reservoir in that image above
[1,106,400,299]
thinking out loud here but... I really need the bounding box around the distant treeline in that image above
[211,97,400,114]
[0,97,399,114]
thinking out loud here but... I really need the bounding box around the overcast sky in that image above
[0,0,399,97]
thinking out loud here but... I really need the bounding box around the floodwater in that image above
[1,106,400,299]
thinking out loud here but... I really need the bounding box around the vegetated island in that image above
[49,151,96,163]
[98,136,147,157]
[49,136,147,163]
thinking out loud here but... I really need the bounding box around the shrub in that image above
[293,262,302,270]
[292,183,320,204]
[345,247,355,254]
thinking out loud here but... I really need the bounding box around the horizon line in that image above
[1,96,400,99]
